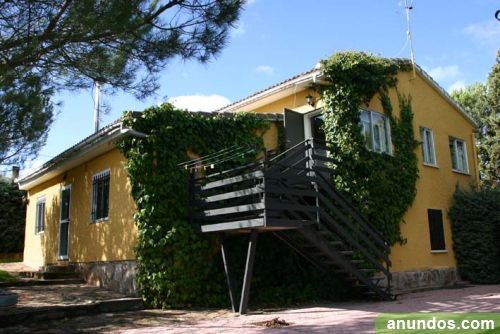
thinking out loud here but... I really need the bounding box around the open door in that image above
[284,108,305,148]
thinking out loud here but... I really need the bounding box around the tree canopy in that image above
[0,0,244,166]
[451,52,500,187]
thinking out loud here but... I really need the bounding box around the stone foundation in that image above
[74,260,138,296]
[389,267,459,293]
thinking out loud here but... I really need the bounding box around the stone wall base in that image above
[390,267,459,294]
[73,260,138,296]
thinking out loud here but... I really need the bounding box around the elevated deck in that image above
[183,139,394,314]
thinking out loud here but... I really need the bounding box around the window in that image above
[449,137,468,173]
[420,127,436,166]
[91,169,110,222]
[360,110,391,154]
[428,209,446,251]
[35,197,46,234]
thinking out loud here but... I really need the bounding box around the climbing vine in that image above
[320,51,419,244]
[118,51,419,308]
[118,106,269,308]
[118,105,350,308]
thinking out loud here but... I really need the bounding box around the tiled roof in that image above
[215,68,317,112]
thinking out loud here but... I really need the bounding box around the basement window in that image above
[91,169,110,222]
[360,110,392,154]
[428,209,446,251]
[35,197,46,234]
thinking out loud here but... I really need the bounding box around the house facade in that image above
[19,61,478,295]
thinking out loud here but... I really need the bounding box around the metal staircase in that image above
[184,139,394,314]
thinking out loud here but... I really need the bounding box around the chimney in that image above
[11,166,19,180]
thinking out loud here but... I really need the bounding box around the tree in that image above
[0,0,244,166]
[451,52,500,187]
[0,177,26,253]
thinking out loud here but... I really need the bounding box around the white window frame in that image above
[303,109,322,140]
[91,168,111,223]
[35,196,46,234]
[360,109,392,155]
[449,137,469,174]
[420,127,437,167]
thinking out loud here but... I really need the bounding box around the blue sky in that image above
[17,0,500,175]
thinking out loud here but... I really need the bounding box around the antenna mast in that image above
[93,81,101,133]
[404,0,416,78]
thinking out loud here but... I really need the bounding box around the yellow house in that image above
[18,60,478,296]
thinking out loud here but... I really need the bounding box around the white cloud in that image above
[255,65,274,75]
[464,20,500,49]
[448,80,467,93]
[167,94,231,112]
[426,65,461,81]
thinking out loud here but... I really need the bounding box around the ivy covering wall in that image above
[119,51,419,308]
[118,105,350,308]
[320,52,418,244]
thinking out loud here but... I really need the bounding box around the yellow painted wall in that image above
[239,71,478,274]
[23,148,137,268]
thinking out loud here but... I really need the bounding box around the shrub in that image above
[449,187,500,283]
[0,177,26,253]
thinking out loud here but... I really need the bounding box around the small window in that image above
[428,209,446,251]
[449,137,469,173]
[35,197,46,234]
[420,127,436,166]
[360,110,391,154]
[91,169,110,222]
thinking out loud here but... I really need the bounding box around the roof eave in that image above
[18,123,127,190]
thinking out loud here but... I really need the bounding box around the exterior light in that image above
[306,94,315,106]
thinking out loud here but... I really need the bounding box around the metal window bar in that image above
[92,171,110,221]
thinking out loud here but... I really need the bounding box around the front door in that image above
[59,186,71,260]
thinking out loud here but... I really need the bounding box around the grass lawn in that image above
[0,270,16,283]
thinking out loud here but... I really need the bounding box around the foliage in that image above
[0,74,53,166]
[0,177,26,253]
[449,187,500,283]
[0,0,244,166]
[451,52,500,187]
[118,105,351,308]
[319,51,418,244]
[0,270,16,283]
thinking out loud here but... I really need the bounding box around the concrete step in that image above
[0,278,85,288]
[0,297,144,328]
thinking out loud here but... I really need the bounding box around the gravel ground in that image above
[2,284,500,334]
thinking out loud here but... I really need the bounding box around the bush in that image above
[0,178,26,253]
[449,187,500,283]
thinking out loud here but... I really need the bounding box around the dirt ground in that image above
[2,284,500,334]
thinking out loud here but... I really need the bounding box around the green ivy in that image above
[118,105,351,308]
[320,51,418,244]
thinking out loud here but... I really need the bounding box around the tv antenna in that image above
[404,0,416,78]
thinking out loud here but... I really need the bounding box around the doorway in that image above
[59,185,71,260]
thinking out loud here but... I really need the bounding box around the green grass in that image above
[0,270,16,283]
